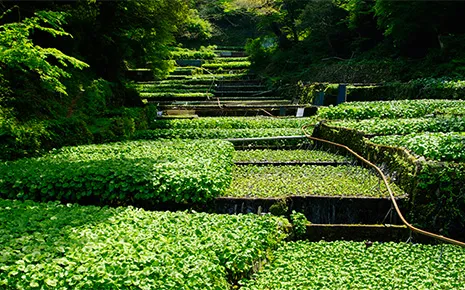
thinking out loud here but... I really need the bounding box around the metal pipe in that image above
[301,124,465,247]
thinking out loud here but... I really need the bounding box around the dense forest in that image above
[1,0,465,159]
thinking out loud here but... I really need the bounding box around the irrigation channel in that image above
[130,46,464,246]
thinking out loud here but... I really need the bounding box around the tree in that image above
[0,9,88,95]
[375,0,465,57]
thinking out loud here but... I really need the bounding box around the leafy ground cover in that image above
[0,140,233,205]
[0,199,288,289]
[204,57,249,63]
[134,128,304,140]
[168,45,217,60]
[140,92,214,99]
[150,117,316,130]
[202,61,251,69]
[224,165,404,198]
[168,73,249,80]
[135,86,211,93]
[233,149,349,163]
[329,116,465,136]
[140,79,218,86]
[135,83,211,90]
[370,132,465,162]
[318,99,465,120]
[240,241,465,289]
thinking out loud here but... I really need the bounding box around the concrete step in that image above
[158,106,315,117]
[214,85,267,91]
[151,100,292,107]
[215,51,247,57]
[303,224,409,242]
[215,195,406,225]
[217,96,285,101]
[214,91,273,97]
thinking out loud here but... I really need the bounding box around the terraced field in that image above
[131,46,310,118]
[2,46,465,289]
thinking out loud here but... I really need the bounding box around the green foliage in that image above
[0,10,88,95]
[319,79,465,102]
[168,46,217,60]
[245,37,276,71]
[330,116,465,136]
[318,100,465,120]
[149,117,315,130]
[165,72,249,80]
[0,117,93,161]
[74,78,112,117]
[269,199,289,216]
[145,104,158,129]
[176,9,213,42]
[0,140,234,205]
[135,83,211,92]
[415,162,465,237]
[240,241,465,289]
[233,149,348,163]
[290,210,308,239]
[205,56,249,63]
[89,117,135,143]
[370,133,465,162]
[134,128,303,140]
[224,165,404,198]
[45,117,93,148]
[140,92,214,99]
[0,118,50,160]
[0,199,289,289]
[313,121,465,239]
[202,61,251,69]
[373,1,465,57]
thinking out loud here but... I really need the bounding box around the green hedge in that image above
[312,122,465,240]
[0,140,234,205]
[0,199,288,289]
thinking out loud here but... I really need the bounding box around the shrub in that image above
[290,211,309,239]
